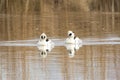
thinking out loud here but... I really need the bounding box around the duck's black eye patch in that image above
[46,39,49,42]
[41,36,43,39]
[69,33,72,36]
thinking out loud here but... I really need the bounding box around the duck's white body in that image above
[65,37,82,44]
[37,39,53,46]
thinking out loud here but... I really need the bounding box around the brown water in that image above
[0,0,120,80]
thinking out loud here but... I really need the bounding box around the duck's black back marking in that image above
[46,49,49,52]
[46,39,49,42]
[74,36,76,39]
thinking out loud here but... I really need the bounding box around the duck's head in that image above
[68,31,75,38]
[40,33,47,41]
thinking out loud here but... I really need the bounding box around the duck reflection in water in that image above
[37,45,54,58]
[65,43,82,58]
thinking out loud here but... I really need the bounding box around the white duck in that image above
[65,31,82,44]
[37,33,54,46]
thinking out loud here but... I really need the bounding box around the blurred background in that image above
[0,0,120,80]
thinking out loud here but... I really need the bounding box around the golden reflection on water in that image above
[0,45,120,80]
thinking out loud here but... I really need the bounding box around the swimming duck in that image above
[37,33,54,46]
